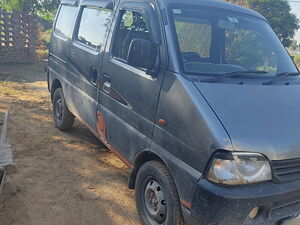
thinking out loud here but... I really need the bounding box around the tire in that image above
[52,88,74,131]
[135,161,184,225]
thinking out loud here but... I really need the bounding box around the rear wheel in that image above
[135,161,184,225]
[52,88,74,131]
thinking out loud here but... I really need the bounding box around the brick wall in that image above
[0,9,37,63]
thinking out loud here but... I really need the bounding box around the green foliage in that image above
[291,40,298,51]
[38,29,52,47]
[34,0,60,21]
[227,0,299,47]
[0,0,26,11]
[0,0,60,21]
[295,55,300,69]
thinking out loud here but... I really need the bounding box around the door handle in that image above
[89,67,97,86]
[102,74,111,94]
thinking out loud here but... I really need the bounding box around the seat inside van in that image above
[114,11,151,60]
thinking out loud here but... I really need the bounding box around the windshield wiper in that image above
[263,72,300,85]
[276,72,300,77]
[202,70,268,83]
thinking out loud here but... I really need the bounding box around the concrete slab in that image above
[0,142,13,167]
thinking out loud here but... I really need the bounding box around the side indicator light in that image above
[158,119,166,126]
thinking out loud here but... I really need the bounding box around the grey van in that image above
[48,0,300,224]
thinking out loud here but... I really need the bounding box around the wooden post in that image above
[0,112,13,167]
[0,112,8,143]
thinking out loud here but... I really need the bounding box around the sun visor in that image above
[80,0,114,10]
[61,0,79,6]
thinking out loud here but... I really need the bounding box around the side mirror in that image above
[127,38,159,75]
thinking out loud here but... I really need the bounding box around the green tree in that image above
[34,0,60,21]
[227,0,299,47]
[0,0,26,11]
[0,0,60,21]
[291,40,298,51]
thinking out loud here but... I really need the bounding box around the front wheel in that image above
[52,88,74,131]
[135,161,184,225]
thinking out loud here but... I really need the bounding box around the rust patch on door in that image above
[95,112,133,168]
[96,112,106,142]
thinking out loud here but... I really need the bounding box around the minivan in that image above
[48,0,300,224]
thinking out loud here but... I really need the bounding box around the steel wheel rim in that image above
[55,98,63,122]
[144,179,167,224]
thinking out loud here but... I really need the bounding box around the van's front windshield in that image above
[170,5,298,77]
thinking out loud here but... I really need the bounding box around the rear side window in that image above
[77,7,112,50]
[113,11,151,61]
[55,5,78,38]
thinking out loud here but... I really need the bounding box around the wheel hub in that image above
[55,98,63,121]
[144,180,167,224]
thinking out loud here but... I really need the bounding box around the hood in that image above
[194,82,300,161]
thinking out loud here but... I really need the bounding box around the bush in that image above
[37,29,52,50]
[36,49,49,60]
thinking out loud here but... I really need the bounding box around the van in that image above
[48,0,300,224]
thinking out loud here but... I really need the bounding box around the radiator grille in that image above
[272,158,300,183]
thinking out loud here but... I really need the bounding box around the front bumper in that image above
[188,179,300,225]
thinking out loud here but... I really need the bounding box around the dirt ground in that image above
[0,62,140,225]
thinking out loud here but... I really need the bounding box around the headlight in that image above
[207,152,272,185]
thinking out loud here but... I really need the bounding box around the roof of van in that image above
[161,0,266,21]
[61,0,115,9]
[60,0,266,21]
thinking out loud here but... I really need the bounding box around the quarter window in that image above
[113,10,151,61]
[77,7,112,50]
[55,5,78,38]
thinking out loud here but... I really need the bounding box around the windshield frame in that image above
[167,3,298,78]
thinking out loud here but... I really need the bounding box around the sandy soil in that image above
[0,62,140,225]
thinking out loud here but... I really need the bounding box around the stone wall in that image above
[0,9,37,63]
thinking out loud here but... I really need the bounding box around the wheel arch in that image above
[129,144,203,213]
[50,79,62,102]
[128,150,167,190]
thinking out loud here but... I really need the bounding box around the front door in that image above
[98,1,165,161]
